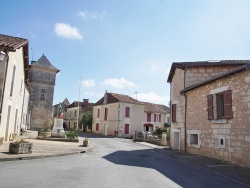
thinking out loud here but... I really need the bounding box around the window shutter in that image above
[159,114,161,122]
[172,104,176,122]
[154,114,156,122]
[223,90,233,119]
[207,94,213,120]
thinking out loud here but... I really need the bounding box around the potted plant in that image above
[9,139,33,154]
[83,138,88,147]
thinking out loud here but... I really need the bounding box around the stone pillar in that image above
[162,132,167,146]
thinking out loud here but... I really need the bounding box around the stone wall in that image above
[170,68,185,150]
[185,65,240,88]
[29,68,57,130]
[186,70,250,167]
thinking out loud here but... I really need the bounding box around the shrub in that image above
[65,130,77,139]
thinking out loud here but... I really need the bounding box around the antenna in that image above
[134,91,138,100]
[31,47,34,62]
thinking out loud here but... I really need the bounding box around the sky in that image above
[1,0,250,106]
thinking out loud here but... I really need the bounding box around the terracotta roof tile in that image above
[0,34,28,51]
[143,102,170,114]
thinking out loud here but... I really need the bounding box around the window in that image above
[96,123,99,131]
[20,79,23,95]
[187,130,201,148]
[10,65,16,97]
[190,134,198,144]
[125,107,130,117]
[40,89,45,101]
[154,114,161,122]
[147,113,151,122]
[74,110,77,117]
[97,109,100,118]
[74,122,77,129]
[207,90,233,120]
[172,104,176,122]
[124,124,129,134]
[218,135,225,148]
[104,108,108,120]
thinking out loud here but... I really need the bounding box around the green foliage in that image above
[38,128,49,137]
[164,123,170,128]
[65,130,77,139]
[81,112,93,131]
[154,127,168,135]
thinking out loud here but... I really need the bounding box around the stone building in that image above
[52,98,70,118]
[167,60,250,167]
[29,54,59,130]
[64,99,94,130]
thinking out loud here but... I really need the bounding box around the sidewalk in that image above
[134,140,250,187]
[0,131,95,162]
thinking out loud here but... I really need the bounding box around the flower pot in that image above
[9,142,33,154]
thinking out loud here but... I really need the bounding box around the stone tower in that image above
[29,54,59,130]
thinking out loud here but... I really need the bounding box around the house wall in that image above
[170,65,243,151]
[185,65,241,87]
[20,86,31,131]
[0,48,27,141]
[92,102,144,137]
[64,106,78,129]
[170,68,185,151]
[185,70,250,167]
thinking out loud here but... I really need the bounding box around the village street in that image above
[0,133,248,188]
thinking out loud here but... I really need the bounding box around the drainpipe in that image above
[184,67,187,153]
[169,82,172,150]
[0,50,9,124]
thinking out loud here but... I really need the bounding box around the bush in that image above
[65,130,77,139]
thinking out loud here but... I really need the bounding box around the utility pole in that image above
[77,77,81,130]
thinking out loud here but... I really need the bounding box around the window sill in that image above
[188,144,200,148]
[211,119,227,124]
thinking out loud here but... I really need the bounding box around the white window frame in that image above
[187,130,201,148]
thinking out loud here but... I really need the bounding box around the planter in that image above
[83,140,88,147]
[9,142,33,154]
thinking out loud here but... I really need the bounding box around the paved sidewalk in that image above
[136,141,250,187]
[0,131,95,162]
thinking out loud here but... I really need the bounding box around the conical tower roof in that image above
[31,54,60,73]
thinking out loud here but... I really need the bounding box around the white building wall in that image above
[0,48,27,141]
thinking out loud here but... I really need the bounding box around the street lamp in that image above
[0,52,5,61]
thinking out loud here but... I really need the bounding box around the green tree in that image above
[81,111,93,132]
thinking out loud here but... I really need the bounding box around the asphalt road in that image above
[0,133,247,188]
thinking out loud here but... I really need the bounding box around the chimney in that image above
[83,99,89,105]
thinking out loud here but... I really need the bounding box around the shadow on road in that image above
[102,149,248,188]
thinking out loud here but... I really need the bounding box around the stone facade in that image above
[168,61,250,167]
[29,55,59,130]
[185,70,250,167]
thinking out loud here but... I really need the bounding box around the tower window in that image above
[40,89,46,101]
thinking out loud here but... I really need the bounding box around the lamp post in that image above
[117,103,120,137]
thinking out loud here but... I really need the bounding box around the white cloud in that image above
[54,23,83,40]
[81,79,95,87]
[77,10,109,20]
[133,92,169,105]
[102,78,137,89]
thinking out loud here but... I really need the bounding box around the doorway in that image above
[173,130,180,151]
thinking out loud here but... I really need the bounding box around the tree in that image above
[81,111,93,132]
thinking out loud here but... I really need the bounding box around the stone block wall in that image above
[185,65,241,88]
[186,70,250,167]
[170,68,185,150]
